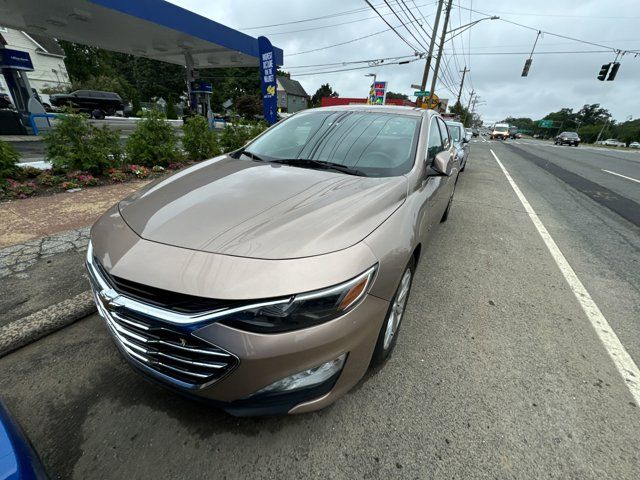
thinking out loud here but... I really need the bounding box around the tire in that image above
[92,109,105,120]
[370,258,415,367]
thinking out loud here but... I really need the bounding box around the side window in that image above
[427,118,444,161]
[437,118,450,149]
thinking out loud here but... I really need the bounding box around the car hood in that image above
[118,156,407,260]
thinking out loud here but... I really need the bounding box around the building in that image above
[0,26,70,101]
[276,76,309,113]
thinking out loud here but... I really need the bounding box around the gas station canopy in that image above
[0,0,283,68]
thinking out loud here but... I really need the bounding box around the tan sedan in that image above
[87,105,459,416]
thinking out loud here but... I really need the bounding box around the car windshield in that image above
[447,124,462,142]
[243,110,420,177]
[494,126,508,132]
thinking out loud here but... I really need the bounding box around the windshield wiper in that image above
[271,159,366,176]
[236,148,267,162]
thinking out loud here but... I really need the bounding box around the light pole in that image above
[365,73,376,84]
[427,12,498,110]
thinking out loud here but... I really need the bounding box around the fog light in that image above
[252,354,346,396]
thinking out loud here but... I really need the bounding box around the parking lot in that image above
[1,139,639,479]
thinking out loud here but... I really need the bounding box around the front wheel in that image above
[370,259,415,367]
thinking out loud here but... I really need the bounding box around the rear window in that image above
[562,132,578,137]
[446,123,462,142]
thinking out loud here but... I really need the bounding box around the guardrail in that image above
[28,113,59,136]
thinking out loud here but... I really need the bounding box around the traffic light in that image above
[607,62,621,81]
[521,58,532,77]
[597,63,611,81]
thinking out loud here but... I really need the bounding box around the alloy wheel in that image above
[383,268,412,350]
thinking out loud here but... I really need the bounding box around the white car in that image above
[629,141,640,149]
[602,138,625,147]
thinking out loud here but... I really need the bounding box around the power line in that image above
[382,0,430,50]
[454,3,640,54]
[286,27,399,56]
[364,0,423,52]
[397,0,432,45]
[285,54,419,70]
[240,1,437,30]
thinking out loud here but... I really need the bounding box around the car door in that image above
[416,115,451,241]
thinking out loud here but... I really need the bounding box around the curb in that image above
[0,290,96,358]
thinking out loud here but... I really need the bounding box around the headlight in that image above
[250,354,347,397]
[218,266,377,333]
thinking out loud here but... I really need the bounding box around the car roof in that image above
[445,120,464,127]
[308,105,431,118]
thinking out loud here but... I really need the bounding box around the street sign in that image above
[538,120,554,128]
[411,84,422,90]
[414,91,430,97]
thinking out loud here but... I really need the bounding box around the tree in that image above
[386,91,409,100]
[235,95,262,118]
[502,117,535,133]
[576,103,611,126]
[310,84,338,107]
[449,101,474,128]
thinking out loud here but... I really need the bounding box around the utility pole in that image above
[456,67,469,106]
[595,118,610,144]
[420,0,444,92]
[427,0,453,110]
[462,90,475,125]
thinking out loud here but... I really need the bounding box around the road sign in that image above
[538,120,554,128]
[411,84,422,90]
[417,93,439,110]
[414,91,430,97]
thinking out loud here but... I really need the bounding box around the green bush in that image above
[125,110,181,167]
[0,140,20,179]
[218,120,268,154]
[165,98,178,120]
[182,115,219,160]
[45,113,121,175]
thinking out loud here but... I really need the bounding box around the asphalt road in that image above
[1,139,639,479]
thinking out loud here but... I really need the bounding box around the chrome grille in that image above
[87,245,238,389]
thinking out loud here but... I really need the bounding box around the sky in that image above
[169,0,640,124]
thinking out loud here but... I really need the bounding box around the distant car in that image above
[629,141,640,149]
[555,131,580,147]
[471,128,479,137]
[490,123,510,140]
[515,132,522,139]
[602,138,625,147]
[508,126,518,139]
[0,398,48,479]
[0,93,14,110]
[447,120,470,171]
[50,89,124,119]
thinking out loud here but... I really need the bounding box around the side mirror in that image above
[431,151,453,176]
[462,137,470,143]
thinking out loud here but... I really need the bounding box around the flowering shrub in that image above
[151,165,165,173]
[20,166,42,179]
[37,172,62,187]
[167,162,183,170]
[3,179,37,198]
[110,172,126,183]
[125,164,150,178]
[66,171,98,187]
[61,180,81,190]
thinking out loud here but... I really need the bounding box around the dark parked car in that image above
[555,131,580,146]
[50,89,124,119]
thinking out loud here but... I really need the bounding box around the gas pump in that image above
[189,81,213,120]
[0,47,46,134]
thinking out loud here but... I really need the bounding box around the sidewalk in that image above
[0,180,151,248]
[0,179,152,355]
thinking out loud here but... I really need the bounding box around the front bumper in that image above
[86,222,389,415]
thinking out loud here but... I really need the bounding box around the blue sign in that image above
[0,48,34,71]
[190,81,212,93]
[258,36,277,125]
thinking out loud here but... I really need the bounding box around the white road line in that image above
[601,169,640,184]
[490,148,640,405]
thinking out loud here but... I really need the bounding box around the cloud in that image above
[170,0,640,122]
